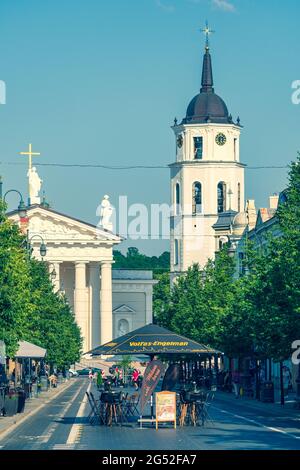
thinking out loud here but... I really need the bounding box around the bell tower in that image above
[170,24,245,277]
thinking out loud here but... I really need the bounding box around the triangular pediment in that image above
[113,304,136,314]
[8,205,121,244]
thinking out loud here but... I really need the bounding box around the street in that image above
[0,377,300,450]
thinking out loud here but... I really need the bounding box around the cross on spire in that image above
[19,143,41,171]
[201,21,215,50]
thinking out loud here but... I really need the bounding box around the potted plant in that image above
[4,389,18,416]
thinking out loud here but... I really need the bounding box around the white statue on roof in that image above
[27,166,42,204]
[99,195,113,231]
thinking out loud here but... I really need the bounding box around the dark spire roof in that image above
[182,43,234,125]
[201,47,214,93]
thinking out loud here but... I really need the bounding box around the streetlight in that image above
[3,189,27,219]
[0,184,47,259]
[27,234,47,259]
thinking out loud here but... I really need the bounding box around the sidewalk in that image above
[216,390,300,418]
[0,378,75,439]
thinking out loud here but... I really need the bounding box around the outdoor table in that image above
[100,391,125,426]
[178,390,208,427]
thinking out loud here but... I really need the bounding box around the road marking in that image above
[30,380,87,450]
[213,406,300,440]
[0,379,75,442]
[66,382,91,445]
[53,444,76,449]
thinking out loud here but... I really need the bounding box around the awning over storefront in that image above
[15,341,47,359]
[85,323,222,356]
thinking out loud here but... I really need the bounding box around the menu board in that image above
[155,391,176,429]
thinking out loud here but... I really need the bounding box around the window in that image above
[193,137,203,160]
[238,183,241,212]
[234,138,237,161]
[217,182,226,213]
[174,239,179,266]
[175,183,180,215]
[192,182,202,214]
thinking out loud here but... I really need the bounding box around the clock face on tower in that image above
[177,134,183,148]
[215,133,227,146]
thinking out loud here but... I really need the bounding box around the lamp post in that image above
[27,234,47,259]
[2,189,27,219]
[0,183,47,260]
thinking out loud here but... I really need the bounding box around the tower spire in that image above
[200,22,215,94]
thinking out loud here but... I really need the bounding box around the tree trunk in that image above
[255,360,260,400]
[268,359,272,381]
[280,361,285,407]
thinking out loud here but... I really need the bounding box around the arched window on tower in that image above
[193,137,203,159]
[217,182,226,213]
[175,183,180,215]
[174,239,179,266]
[192,182,202,214]
[238,183,241,212]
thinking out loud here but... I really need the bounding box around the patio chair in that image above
[199,390,215,426]
[86,391,104,425]
[125,392,140,417]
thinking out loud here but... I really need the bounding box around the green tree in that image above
[169,247,236,348]
[0,200,32,356]
[113,247,170,274]
[153,272,171,327]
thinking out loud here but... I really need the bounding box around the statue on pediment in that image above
[27,166,42,204]
[99,195,113,231]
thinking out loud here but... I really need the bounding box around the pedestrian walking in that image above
[283,366,291,397]
[132,368,139,390]
[232,370,240,398]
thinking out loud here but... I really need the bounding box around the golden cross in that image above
[201,21,215,49]
[19,143,41,171]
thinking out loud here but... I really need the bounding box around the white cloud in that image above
[156,0,175,13]
[211,0,235,12]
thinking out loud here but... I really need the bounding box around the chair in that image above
[125,392,140,417]
[86,391,103,425]
[199,391,215,426]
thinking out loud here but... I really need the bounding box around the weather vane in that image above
[201,21,215,49]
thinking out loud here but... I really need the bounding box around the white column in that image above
[74,262,88,353]
[89,262,101,349]
[145,285,153,325]
[100,262,113,344]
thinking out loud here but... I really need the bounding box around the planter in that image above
[31,383,38,398]
[40,376,48,391]
[17,390,26,413]
[4,393,18,416]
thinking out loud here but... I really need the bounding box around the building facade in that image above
[170,39,245,277]
[8,205,156,354]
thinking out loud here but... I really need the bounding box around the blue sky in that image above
[0,0,299,255]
